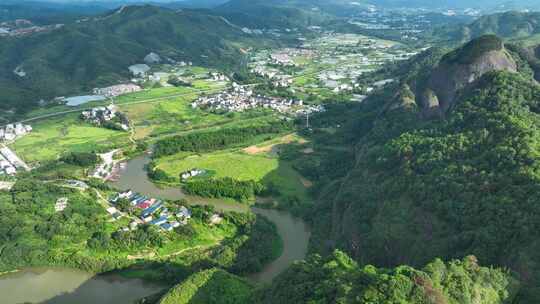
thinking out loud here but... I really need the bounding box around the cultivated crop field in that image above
[11,114,129,163]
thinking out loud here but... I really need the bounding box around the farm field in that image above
[154,134,310,202]
[11,114,130,163]
[157,151,280,182]
[10,83,280,164]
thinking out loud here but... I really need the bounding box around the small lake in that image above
[0,268,164,304]
[64,95,106,107]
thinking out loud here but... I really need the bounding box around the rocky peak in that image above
[419,35,517,118]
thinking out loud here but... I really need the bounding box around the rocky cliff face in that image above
[323,36,529,263]
[418,36,517,117]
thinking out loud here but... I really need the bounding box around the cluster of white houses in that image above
[0,146,29,175]
[111,190,194,232]
[0,123,32,142]
[81,104,130,131]
[269,48,314,67]
[193,85,303,114]
[181,168,206,182]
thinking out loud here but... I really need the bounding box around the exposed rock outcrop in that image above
[419,36,517,117]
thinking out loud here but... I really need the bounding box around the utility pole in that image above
[306,112,310,129]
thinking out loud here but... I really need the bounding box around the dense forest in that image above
[259,250,518,303]
[153,120,293,157]
[154,250,517,304]
[309,65,540,300]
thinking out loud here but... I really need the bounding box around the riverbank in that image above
[0,267,166,304]
[0,149,310,304]
[112,154,311,284]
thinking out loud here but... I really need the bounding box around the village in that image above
[81,104,130,131]
[0,123,32,142]
[248,32,419,97]
[0,123,32,176]
[193,83,306,114]
[0,19,64,37]
[107,189,222,233]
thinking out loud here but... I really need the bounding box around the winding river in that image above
[0,154,310,303]
[112,155,311,283]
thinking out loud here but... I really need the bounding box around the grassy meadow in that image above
[154,134,310,202]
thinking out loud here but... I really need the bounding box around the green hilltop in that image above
[155,251,518,304]
[431,11,540,46]
[158,268,253,304]
[259,251,518,304]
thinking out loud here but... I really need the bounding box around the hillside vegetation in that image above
[154,250,516,304]
[432,11,540,46]
[307,38,540,301]
[213,0,333,28]
[158,268,253,304]
[259,250,518,304]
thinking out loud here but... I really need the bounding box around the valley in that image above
[1,1,540,304]
[0,9,411,302]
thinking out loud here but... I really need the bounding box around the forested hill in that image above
[212,0,335,28]
[259,251,518,303]
[0,5,255,117]
[432,11,540,46]
[154,251,518,304]
[307,38,540,302]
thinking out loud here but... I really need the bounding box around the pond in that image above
[64,95,106,107]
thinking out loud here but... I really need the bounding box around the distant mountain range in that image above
[14,0,540,10]
[431,11,540,46]
[367,0,540,10]
[0,5,256,115]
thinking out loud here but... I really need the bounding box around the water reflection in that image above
[0,268,164,304]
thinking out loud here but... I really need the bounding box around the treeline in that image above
[154,121,293,157]
[183,177,264,202]
[60,152,99,167]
